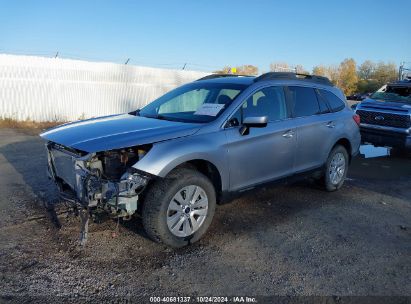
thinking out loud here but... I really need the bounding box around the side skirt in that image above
[218,165,325,205]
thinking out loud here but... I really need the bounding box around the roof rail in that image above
[254,72,333,86]
[196,74,253,81]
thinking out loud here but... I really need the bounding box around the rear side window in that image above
[319,89,345,112]
[287,86,319,117]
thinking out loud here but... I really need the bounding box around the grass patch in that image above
[0,118,65,135]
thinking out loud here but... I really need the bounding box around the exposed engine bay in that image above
[46,142,153,244]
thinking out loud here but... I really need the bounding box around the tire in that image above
[322,145,349,192]
[142,167,216,248]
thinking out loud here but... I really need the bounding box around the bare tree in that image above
[295,64,309,74]
[270,62,292,72]
[213,65,259,76]
[312,65,327,76]
[358,60,376,80]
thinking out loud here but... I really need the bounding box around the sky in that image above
[1,0,410,73]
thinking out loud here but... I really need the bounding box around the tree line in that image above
[214,59,398,96]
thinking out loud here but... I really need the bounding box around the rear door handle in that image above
[326,121,336,128]
[282,130,294,138]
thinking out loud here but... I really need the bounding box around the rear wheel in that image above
[142,168,216,248]
[323,145,349,191]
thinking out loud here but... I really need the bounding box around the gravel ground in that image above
[0,128,410,303]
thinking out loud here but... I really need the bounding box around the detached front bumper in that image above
[46,142,150,217]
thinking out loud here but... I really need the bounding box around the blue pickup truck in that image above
[355,79,411,152]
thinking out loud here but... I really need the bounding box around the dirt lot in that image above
[0,128,410,302]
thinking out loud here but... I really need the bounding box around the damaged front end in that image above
[45,142,152,244]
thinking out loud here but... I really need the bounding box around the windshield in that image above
[370,85,411,104]
[139,82,247,123]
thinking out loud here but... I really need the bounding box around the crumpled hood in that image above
[40,114,202,152]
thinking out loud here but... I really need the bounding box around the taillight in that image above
[353,114,360,126]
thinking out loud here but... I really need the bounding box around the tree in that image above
[373,61,397,84]
[237,65,259,75]
[312,65,327,76]
[214,60,397,95]
[295,64,309,74]
[213,66,231,74]
[356,60,397,93]
[338,58,358,95]
[270,62,291,72]
[213,64,258,76]
[326,65,340,85]
[356,79,380,93]
[357,60,375,80]
[312,65,339,84]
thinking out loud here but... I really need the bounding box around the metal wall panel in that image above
[0,54,208,122]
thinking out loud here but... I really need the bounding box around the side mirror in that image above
[239,116,268,136]
[350,103,358,110]
[129,109,140,116]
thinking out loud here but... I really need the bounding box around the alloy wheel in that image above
[329,152,346,185]
[166,185,209,237]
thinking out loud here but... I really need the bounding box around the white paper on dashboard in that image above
[194,103,225,116]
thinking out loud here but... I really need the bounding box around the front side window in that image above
[319,89,345,112]
[230,86,287,125]
[139,82,246,123]
[287,86,320,117]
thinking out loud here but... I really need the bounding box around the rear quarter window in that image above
[319,89,345,112]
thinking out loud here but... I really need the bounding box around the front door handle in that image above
[282,130,294,138]
[326,121,336,128]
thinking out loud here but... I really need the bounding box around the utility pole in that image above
[399,62,403,81]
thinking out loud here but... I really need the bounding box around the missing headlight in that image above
[100,145,151,180]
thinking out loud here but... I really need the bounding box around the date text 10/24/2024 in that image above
[149,296,257,303]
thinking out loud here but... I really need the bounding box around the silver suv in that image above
[41,72,361,247]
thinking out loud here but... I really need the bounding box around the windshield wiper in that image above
[140,113,205,123]
[155,114,171,121]
[140,113,174,121]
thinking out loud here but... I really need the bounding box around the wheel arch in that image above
[166,159,223,203]
[331,137,352,163]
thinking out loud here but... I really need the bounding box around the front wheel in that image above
[323,145,349,191]
[142,168,216,248]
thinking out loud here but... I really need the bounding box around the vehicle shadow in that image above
[121,184,320,244]
[0,137,61,227]
[348,145,411,201]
